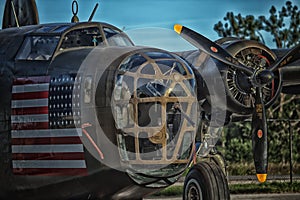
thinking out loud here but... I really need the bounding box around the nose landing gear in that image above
[183,161,230,200]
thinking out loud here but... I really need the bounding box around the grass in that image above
[152,185,183,197]
[151,181,300,197]
[230,181,300,194]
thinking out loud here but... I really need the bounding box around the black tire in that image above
[183,161,230,200]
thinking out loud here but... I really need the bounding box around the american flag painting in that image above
[11,75,87,176]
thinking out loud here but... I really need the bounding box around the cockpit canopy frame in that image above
[15,22,134,61]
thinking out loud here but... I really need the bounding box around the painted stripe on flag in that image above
[11,137,83,145]
[12,160,87,169]
[12,152,85,160]
[11,114,49,123]
[11,122,49,130]
[11,99,49,108]
[12,83,49,93]
[12,168,87,176]
[12,144,84,153]
[12,91,49,100]
[12,128,83,138]
[12,106,49,115]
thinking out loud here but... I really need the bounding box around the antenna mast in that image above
[11,1,20,27]
[88,3,99,22]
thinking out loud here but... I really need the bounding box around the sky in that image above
[0,0,299,50]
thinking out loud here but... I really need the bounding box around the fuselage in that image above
[0,22,198,199]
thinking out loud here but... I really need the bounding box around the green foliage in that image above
[267,94,300,164]
[226,162,300,176]
[222,115,300,167]
[221,114,300,175]
[221,95,300,168]
[227,163,255,175]
[214,1,300,48]
[223,122,252,163]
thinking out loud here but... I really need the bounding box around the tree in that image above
[214,1,300,48]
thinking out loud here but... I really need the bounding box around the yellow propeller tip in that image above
[256,174,267,183]
[174,24,183,34]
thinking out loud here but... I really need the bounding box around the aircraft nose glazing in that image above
[111,50,198,185]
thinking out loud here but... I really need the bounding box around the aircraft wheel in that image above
[183,161,230,200]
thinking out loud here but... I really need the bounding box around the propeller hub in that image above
[253,69,274,87]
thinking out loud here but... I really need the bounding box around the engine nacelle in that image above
[182,39,282,122]
[221,39,281,114]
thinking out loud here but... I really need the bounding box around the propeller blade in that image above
[270,43,300,71]
[251,87,268,183]
[174,24,254,75]
[173,24,273,183]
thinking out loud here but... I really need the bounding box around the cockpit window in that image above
[16,35,60,61]
[103,27,120,38]
[103,27,134,47]
[59,27,103,50]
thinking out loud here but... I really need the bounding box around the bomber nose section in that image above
[111,50,198,186]
[78,46,198,187]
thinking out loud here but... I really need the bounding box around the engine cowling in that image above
[178,38,282,124]
[187,39,282,120]
[220,39,281,115]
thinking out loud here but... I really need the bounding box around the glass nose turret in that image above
[111,50,198,187]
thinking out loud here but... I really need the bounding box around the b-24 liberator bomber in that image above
[0,0,299,199]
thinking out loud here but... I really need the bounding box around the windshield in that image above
[59,27,103,50]
[103,27,134,47]
[16,35,60,61]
